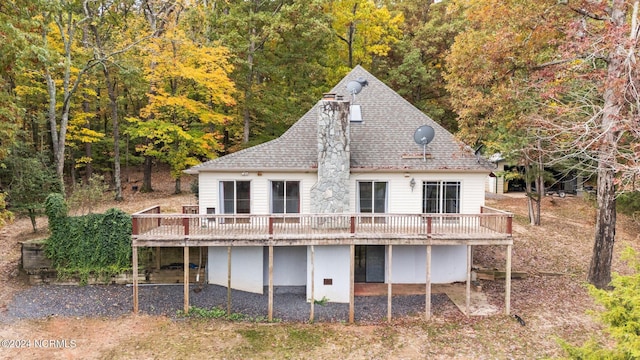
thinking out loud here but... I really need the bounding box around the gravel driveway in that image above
[0,284,449,323]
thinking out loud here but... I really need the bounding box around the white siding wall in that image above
[198,171,317,215]
[208,247,264,294]
[201,170,487,299]
[307,246,351,303]
[349,171,487,214]
[389,245,467,284]
[262,246,307,286]
[199,170,488,215]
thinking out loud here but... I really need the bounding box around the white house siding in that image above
[307,245,351,303]
[349,171,487,214]
[262,246,307,286]
[208,246,264,294]
[389,245,467,284]
[197,171,317,215]
[485,162,506,194]
[201,170,485,298]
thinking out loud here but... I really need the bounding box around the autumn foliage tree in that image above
[445,0,568,225]
[446,0,640,288]
[127,24,236,194]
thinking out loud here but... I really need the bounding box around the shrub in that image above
[561,248,640,359]
[617,191,640,216]
[0,192,13,227]
[67,174,109,215]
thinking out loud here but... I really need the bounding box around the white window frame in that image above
[270,180,301,214]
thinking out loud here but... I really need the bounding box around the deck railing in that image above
[132,206,513,240]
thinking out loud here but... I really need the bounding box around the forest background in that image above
[0,0,639,291]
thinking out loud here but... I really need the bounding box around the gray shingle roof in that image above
[186,66,492,174]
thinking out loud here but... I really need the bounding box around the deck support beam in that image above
[268,245,274,321]
[133,245,138,313]
[387,244,393,323]
[184,246,189,313]
[466,245,472,316]
[425,245,431,320]
[505,244,512,315]
[349,244,355,324]
[227,246,232,316]
[310,245,315,323]
[155,246,161,271]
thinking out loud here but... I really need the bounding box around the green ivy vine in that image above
[44,193,132,284]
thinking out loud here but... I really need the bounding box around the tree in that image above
[528,0,640,288]
[0,0,44,164]
[3,145,63,232]
[324,0,403,80]
[382,0,466,132]
[582,0,639,289]
[445,0,567,225]
[137,0,181,192]
[128,21,236,193]
[445,0,640,288]
[40,0,95,184]
[83,0,149,201]
[203,0,333,147]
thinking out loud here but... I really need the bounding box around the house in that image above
[131,66,514,322]
[485,153,583,195]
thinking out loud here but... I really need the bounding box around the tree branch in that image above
[569,6,608,21]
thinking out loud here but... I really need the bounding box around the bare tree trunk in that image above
[142,155,153,193]
[103,67,123,201]
[587,0,627,289]
[175,177,181,195]
[525,163,542,226]
[243,28,255,144]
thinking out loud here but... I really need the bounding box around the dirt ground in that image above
[1,172,639,359]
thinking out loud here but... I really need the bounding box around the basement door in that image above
[354,245,385,283]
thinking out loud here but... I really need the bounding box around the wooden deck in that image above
[130,206,515,322]
[131,206,513,247]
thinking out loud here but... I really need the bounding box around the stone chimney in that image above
[310,95,350,213]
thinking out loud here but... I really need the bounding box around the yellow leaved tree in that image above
[127,22,236,194]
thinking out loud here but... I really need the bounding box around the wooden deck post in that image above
[425,245,431,320]
[227,246,232,316]
[310,245,315,323]
[268,245,274,321]
[133,245,138,313]
[349,244,355,324]
[387,244,393,323]
[184,246,189,314]
[466,245,472,316]
[155,247,161,270]
[505,244,512,315]
[183,217,190,235]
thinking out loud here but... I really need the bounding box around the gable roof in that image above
[186,66,492,174]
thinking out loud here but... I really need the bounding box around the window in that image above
[358,181,387,213]
[358,181,387,224]
[422,181,460,214]
[220,181,251,214]
[271,181,300,213]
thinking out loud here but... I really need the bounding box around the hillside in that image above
[0,179,639,359]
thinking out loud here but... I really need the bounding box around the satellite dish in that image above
[414,125,435,145]
[347,81,363,95]
[346,77,368,95]
[413,125,435,161]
